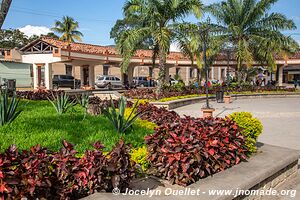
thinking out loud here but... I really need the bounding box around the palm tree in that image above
[52,16,83,43]
[115,0,203,89]
[176,22,225,83]
[0,0,12,28]
[208,0,299,83]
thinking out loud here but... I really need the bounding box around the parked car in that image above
[133,76,155,87]
[95,75,123,89]
[52,75,81,89]
[170,77,179,85]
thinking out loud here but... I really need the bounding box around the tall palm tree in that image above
[52,16,83,43]
[0,0,12,28]
[115,0,203,89]
[208,0,299,82]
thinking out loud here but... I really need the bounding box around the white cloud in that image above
[170,43,181,52]
[202,0,221,5]
[19,25,52,37]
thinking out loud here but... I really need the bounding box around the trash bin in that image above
[216,90,224,103]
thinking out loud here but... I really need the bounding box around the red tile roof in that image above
[39,37,188,60]
[22,37,300,61]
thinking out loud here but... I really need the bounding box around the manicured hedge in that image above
[230,112,263,154]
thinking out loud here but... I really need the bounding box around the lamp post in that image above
[203,29,210,109]
[226,49,231,86]
[223,44,234,104]
[200,23,215,117]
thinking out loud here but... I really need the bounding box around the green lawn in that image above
[0,100,154,153]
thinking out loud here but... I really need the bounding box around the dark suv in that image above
[133,76,155,87]
[52,75,81,89]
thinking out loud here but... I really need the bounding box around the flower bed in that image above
[137,103,180,125]
[124,86,296,100]
[145,116,248,186]
[0,140,135,199]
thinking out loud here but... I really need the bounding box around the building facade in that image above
[2,37,300,90]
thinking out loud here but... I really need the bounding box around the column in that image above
[186,67,190,85]
[44,63,52,89]
[80,66,84,86]
[278,65,284,86]
[33,64,38,89]
[211,66,214,80]
[89,65,95,87]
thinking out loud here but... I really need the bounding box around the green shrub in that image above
[103,96,141,134]
[0,89,23,126]
[230,112,263,154]
[48,93,75,115]
[130,146,150,172]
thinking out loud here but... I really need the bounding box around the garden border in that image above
[83,144,300,200]
[150,92,300,110]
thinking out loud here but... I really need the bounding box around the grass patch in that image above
[0,100,154,153]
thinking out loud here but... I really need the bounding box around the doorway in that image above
[83,66,89,86]
[37,65,45,87]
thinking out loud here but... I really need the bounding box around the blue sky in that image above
[3,0,300,46]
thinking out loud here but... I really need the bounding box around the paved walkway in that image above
[174,97,300,199]
[174,97,300,151]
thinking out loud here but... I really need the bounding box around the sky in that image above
[3,0,300,48]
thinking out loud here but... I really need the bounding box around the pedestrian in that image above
[147,75,151,87]
[207,81,211,88]
[293,78,298,89]
[195,81,199,89]
[169,75,172,86]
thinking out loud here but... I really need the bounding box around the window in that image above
[103,65,109,75]
[115,77,120,81]
[65,65,73,76]
[98,76,104,81]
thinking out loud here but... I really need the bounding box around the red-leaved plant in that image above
[137,103,180,126]
[0,140,135,200]
[145,116,248,186]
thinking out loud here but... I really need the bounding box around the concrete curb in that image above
[82,144,300,200]
[150,93,300,110]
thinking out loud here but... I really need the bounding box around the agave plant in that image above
[76,93,89,119]
[0,88,22,126]
[103,96,141,134]
[48,92,75,115]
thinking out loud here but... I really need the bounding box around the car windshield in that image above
[98,76,105,80]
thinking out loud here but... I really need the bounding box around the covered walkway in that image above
[3,36,300,89]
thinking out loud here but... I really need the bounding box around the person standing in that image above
[294,78,298,89]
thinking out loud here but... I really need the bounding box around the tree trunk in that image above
[0,0,12,29]
[157,48,167,92]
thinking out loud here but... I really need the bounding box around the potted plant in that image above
[224,90,231,104]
